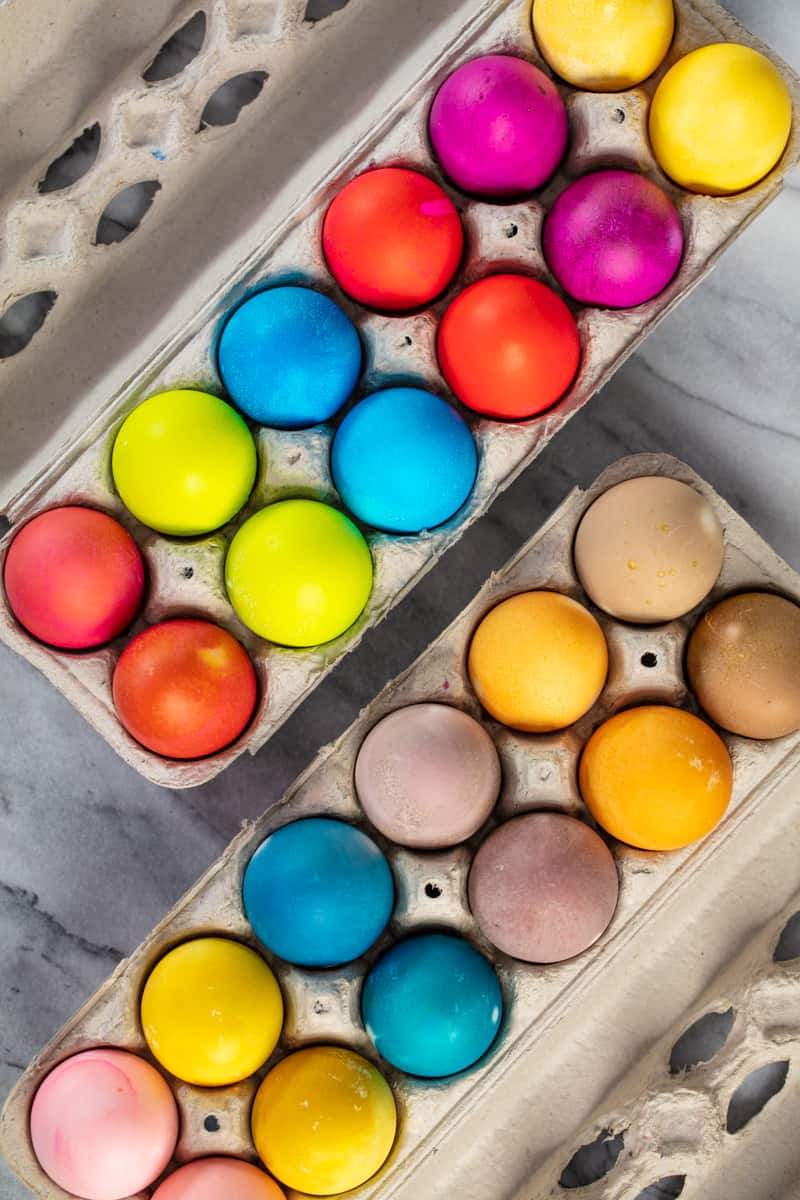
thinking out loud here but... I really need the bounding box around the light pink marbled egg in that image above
[152,1157,285,1200]
[29,1048,179,1200]
[355,703,501,849]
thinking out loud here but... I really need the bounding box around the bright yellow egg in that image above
[532,0,675,91]
[649,43,792,194]
[467,591,608,733]
[225,499,373,647]
[580,706,733,851]
[112,390,257,535]
[140,937,283,1086]
[251,1046,397,1196]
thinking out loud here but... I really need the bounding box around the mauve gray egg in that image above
[354,703,501,849]
[468,812,619,963]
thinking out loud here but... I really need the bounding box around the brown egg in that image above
[467,812,619,963]
[574,476,723,623]
[686,592,800,739]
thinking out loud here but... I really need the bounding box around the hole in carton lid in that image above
[144,11,207,83]
[0,291,57,358]
[726,1060,789,1134]
[95,181,161,245]
[669,1007,734,1074]
[559,1128,625,1189]
[425,882,442,899]
[204,1114,220,1132]
[39,124,101,193]
[640,652,657,669]
[774,910,800,962]
[199,71,268,129]
[305,0,351,21]
[634,1176,685,1200]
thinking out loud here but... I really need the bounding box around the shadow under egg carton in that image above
[4,452,800,1200]
[2,0,799,788]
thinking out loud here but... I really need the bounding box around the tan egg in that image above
[574,476,723,622]
[686,592,800,739]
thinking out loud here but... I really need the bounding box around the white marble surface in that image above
[1,3,799,1198]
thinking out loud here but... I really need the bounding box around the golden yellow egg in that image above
[649,43,792,195]
[532,0,675,91]
[580,706,733,850]
[467,591,608,732]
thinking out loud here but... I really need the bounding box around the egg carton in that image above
[1,0,799,789]
[3,452,800,1200]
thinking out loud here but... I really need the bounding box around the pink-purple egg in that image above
[543,170,684,308]
[429,54,568,199]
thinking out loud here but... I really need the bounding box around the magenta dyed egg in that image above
[429,54,568,198]
[543,170,683,308]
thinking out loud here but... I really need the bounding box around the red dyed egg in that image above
[322,167,463,311]
[4,507,145,650]
[112,619,257,759]
[437,274,581,420]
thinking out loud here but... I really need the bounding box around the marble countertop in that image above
[1,2,799,1197]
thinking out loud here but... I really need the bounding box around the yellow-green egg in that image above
[112,389,257,535]
[225,499,373,647]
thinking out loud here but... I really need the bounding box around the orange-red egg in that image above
[4,506,145,650]
[322,167,463,311]
[112,618,257,759]
[437,274,581,420]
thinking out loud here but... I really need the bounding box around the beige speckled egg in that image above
[574,476,723,623]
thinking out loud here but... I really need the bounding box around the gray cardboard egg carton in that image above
[3,453,800,1200]
[1,0,799,789]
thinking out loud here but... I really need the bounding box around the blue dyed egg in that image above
[242,818,394,967]
[362,932,503,1077]
[331,387,478,533]
[217,286,362,429]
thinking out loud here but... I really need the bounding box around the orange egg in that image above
[580,706,733,851]
[467,591,608,732]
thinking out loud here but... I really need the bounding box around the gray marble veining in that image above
[1,3,799,1197]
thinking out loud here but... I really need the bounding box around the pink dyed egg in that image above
[152,1157,285,1200]
[543,170,684,308]
[4,506,145,650]
[355,703,501,849]
[429,54,568,198]
[29,1048,179,1200]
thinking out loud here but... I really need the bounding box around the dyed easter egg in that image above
[322,167,463,311]
[580,706,733,851]
[29,1048,178,1200]
[4,507,144,649]
[243,818,394,966]
[468,591,608,732]
[687,592,800,739]
[112,618,257,759]
[429,54,568,198]
[331,387,478,533]
[468,813,618,963]
[649,44,792,195]
[112,390,257,536]
[225,499,373,646]
[251,1046,396,1195]
[532,0,675,91]
[151,1157,285,1200]
[354,703,500,848]
[437,275,580,420]
[217,286,362,429]
[574,476,723,623]
[543,171,684,308]
[140,937,283,1086]
[362,933,502,1077]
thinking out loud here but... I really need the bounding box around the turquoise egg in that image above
[362,932,503,1077]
